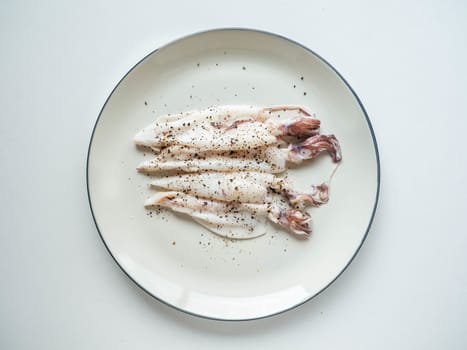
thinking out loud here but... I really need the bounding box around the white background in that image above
[1,1,466,349]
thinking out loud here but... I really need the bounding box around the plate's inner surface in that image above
[88,30,378,319]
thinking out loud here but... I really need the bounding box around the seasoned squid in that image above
[145,191,312,239]
[137,134,341,174]
[134,105,320,150]
[137,146,287,173]
[149,171,330,208]
[134,104,342,240]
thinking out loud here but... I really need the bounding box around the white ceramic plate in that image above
[87,29,379,320]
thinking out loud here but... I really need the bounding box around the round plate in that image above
[87,28,380,320]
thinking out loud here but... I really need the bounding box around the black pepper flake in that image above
[144,101,147,105]
[197,63,200,67]
[242,66,246,70]
[300,76,304,80]
[293,84,296,88]
[303,92,307,96]
[172,241,176,246]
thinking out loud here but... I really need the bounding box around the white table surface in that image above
[1,1,466,349]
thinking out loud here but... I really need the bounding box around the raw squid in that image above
[135,104,342,240]
[134,105,320,150]
[137,134,341,174]
[145,191,312,239]
[150,172,271,203]
[149,171,330,208]
[137,146,287,173]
